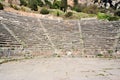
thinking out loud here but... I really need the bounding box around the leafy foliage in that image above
[21,6,31,12]
[97,12,119,21]
[40,8,49,14]
[73,4,86,12]
[37,0,44,7]
[52,0,61,9]
[97,12,109,19]
[10,4,21,10]
[0,2,3,10]
[44,0,52,8]
[65,12,73,17]
[107,16,119,21]
[97,54,103,57]
[114,10,120,16]
[20,0,27,6]
[28,0,38,11]
[83,4,99,14]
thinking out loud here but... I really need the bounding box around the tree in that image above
[61,0,67,12]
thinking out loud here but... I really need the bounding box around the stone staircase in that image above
[80,20,120,56]
[0,10,120,57]
[0,23,21,48]
[0,23,22,57]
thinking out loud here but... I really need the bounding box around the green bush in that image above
[20,0,27,6]
[97,54,103,57]
[83,4,99,14]
[108,50,113,54]
[21,6,31,12]
[65,11,73,17]
[114,10,120,16]
[10,4,21,10]
[44,0,52,8]
[30,4,38,11]
[37,0,44,7]
[73,4,86,12]
[52,0,61,9]
[40,8,49,14]
[0,3,4,10]
[28,0,38,11]
[108,16,119,21]
[57,11,60,16]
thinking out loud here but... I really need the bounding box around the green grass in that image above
[49,9,64,16]
[97,12,120,21]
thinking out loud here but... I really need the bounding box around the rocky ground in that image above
[0,58,120,80]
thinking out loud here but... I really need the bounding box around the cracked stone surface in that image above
[0,58,120,80]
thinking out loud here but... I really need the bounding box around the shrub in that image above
[21,6,31,12]
[57,11,60,16]
[108,50,113,54]
[73,4,86,12]
[40,8,49,14]
[108,16,119,21]
[65,11,73,17]
[20,0,27,6]
[114,10,120,16]
[0,3,4,10]
[28,0,38,11]
[10,4,21,10]
[52,0,61,9]
[37,0,44,7]
[83,4,99,14]
[44,0,52,8]
[97,54,103,57]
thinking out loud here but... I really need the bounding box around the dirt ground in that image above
[0,58,120,80]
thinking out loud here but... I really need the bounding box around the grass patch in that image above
[0,58,19,64]
[97,12,120,21]
[97,73,105,76]
[49,9,96,19]
[49,9,64,17]
[40,8,49,15]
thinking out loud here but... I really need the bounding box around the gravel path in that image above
[0,58,120,80]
